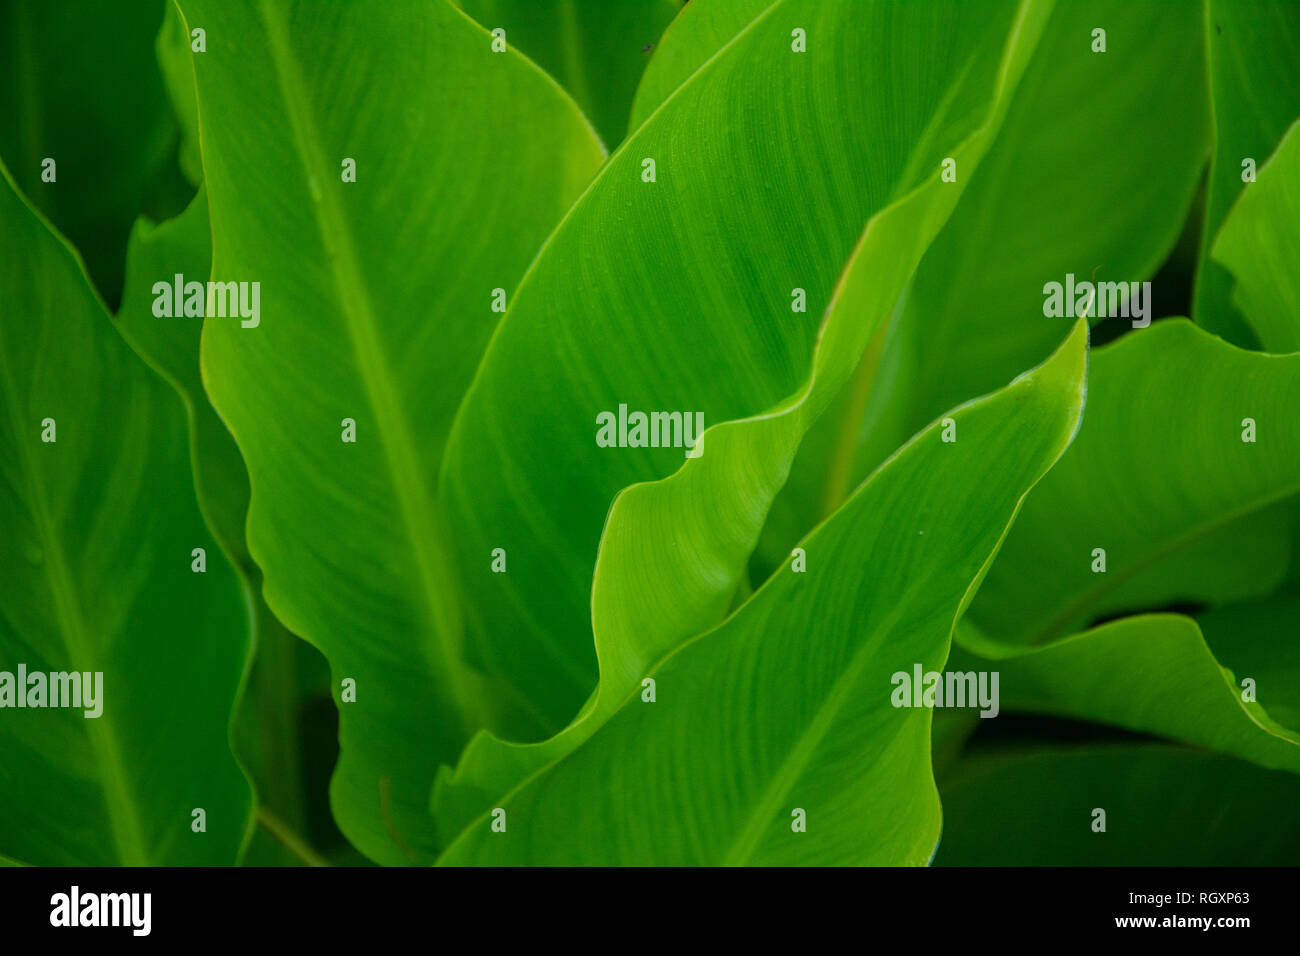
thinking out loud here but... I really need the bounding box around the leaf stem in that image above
[256,806,331,867]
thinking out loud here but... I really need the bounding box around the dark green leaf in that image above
[458,0,680,146]
[972,320,1300,643]
[0,0,177,306]
[0,159,251,865]
[937,746,1300,865]
[952,614,1300,773]
[1210,119,1300,352]
[758,0,1211,575]
[1194,0,1300,346]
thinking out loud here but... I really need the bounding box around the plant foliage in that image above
[0,0,1297,867]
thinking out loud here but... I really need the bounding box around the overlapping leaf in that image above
[970,320,1300,644]
[1194,0,1300,346]
[457,0,680,147]
[440,0,1054,741]
[157,0,204,186]
[0,0,180,306]
[117,190,249,565]
[179,0,605,864]
[438,322,1086,865]
[1201,593,1300,731]
[628,0,769,128]
[1,0,1292,871]
[116,189,325,860]
[1211,120,1300,352]
[434,0,1056,840]
[757,0,1210,572]
[0,160,251,865]
[951,614,1300,774]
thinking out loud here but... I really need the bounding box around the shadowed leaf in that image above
[0,159,251,865]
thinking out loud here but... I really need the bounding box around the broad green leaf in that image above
[178,0,605,864]
[435,0,1052,838]
[1194,0,1300,346]
[971,319,1300,644]
[117,189,251,569]
[0,159,252,865]
[1210,119,1300,352]
[951,614,1300,774]
[1199,593,1300,733]
[757,0,1210,574]
[117,188,323,851]
[440,0,1055,737]
[434,16,1050,831]
[628,0,769,129]
[0,0,177,307]
[118,57,322,827]
[936,746,1300,865]
[437,321,1087,866]
[863,0,1209,461]
[457,0,679,147]
[158,0,204,186]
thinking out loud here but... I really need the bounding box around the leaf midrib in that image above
[720,585,923,866]
[253,1,475,727]
[0,207,149,865]
[1026,480,1300,644]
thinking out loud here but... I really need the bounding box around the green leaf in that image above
[1210,119,1300,353]
[952,614,1300,774]
[436,321,1087,865]
[757,0,1210,575]
[971,319,1300,644]
[434,182,1014,842]
[628,0,769,129]
[0,0,178,307]
[157,0,204,186]
[871,0,1208,462]
[434,5,1051,829]
[457,0,680,147]
[936,746,1300,865]
[177,0,605,864]
[117,188,326,854]
[440,0,1055,738]
[437,0,1053,836]
[1194,0,1300,346]
[0,159,252,865]
[117,189,252,569]
[1199,593,1300,733]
